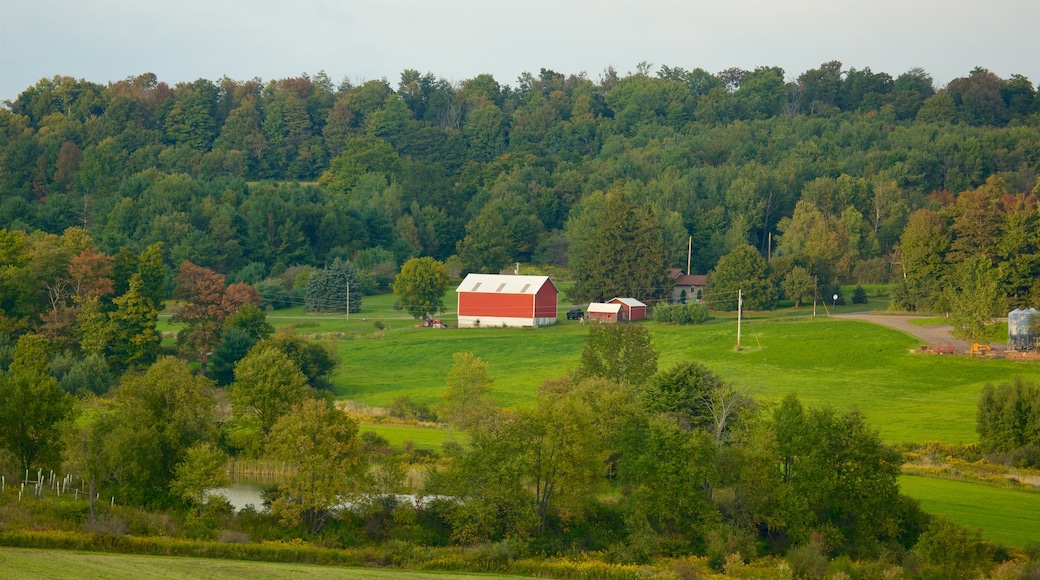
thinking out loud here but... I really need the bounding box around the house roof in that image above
[587,302,623,314]
[610,297,647,308]
[673,274,707,287]
[456,273,556,295]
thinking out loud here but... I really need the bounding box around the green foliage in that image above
[439,352,497,432]
[913,517,995,580]
[394,257,450,320]
[229,343,316,436]
[567,191,672,304]
[264,331,338,391]
[781,267,815,307]
[0,333,72,472]
[976,378,1040,457]
[707,244,776,311]
[385,396,437,422]
[266,398,367,534]
[107,274,160,370]
[851,284,868,304]
[577,323,658,387]
[943,256,1005,343]
[170,442,230,508]
[304,257,361,313]
[106,357,219,506]
[651,302,711,324]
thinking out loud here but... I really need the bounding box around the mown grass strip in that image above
[0,547,531,580]
[360,424,465,451]
[898,475,1040,547]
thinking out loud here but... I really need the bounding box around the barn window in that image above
[496,283,507,292]
[520,284,531,293]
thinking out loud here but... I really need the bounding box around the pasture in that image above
[360,423,465,452]
[898,475,1040,547]
[332,309,1040,445]
[0,548,529,580]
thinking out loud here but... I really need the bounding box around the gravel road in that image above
[833,313,1005,354]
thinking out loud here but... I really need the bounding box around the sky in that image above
[2,0,1038,103]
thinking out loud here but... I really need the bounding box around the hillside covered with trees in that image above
[2,62,1038,312]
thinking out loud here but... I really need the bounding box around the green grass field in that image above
[0,548,530,579]
[898,475,1040,547]
[332,309,1040,444]
[360,423,465,451]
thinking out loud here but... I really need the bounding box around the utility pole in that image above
[687,235,692,274]
[812,277,817,319]
[346,281,350,322]
[736,289,743,351]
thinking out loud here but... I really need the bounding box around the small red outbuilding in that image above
[456,274,558,328]
[609,297,647,321]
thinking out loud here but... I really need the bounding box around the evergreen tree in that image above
[108,274,161,370]
[304,258,361,313]
[567,191,672,304]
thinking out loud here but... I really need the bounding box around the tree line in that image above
[2,310,1021,576]
[1,63,1038,307]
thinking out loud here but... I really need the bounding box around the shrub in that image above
[787,542,829,579]
[386,396,437,422]
[653,303,712,325]
[852,285,868,304]
[913,517,995,580]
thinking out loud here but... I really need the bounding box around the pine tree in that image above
[567,191,672,304]
[304,258,361,313]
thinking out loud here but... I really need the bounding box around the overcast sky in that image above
[2,0,1038,103]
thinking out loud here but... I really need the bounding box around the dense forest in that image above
[1,62,1038,307]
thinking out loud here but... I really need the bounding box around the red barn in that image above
[456,274,558,328]
[609,297,647,321]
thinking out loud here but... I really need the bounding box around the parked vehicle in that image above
[566,308,584,320]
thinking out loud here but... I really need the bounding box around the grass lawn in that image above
[898,475,1040,547]
[333,307,1040,444]
[360,423,465,451]
[0,548,530,579]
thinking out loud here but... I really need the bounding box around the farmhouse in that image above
[456,273,558,328]
[586,302,623,323]
[668,268,706,303]
[608,297,647,321]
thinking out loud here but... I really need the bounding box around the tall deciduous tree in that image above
[0,334,72,472]
[173,261,259,374]
[440,351,498,431]
[267,398,367,534]
[706,244,777,311]
[393,256,450,319]
[107,357,218,506]
[229,344,315,436]
[943,256,1005,343]
[577,323,658,387]
[891,208,950,312]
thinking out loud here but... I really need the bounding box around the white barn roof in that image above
[457,274,555,295]
[587,302,623,314]
[610,297,647,308]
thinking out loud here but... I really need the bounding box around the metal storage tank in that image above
[1008,308,1038,351]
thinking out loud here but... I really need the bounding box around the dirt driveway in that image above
[833,313,1004,354]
